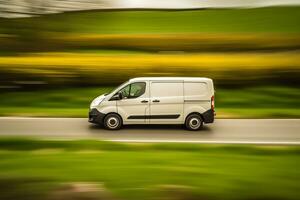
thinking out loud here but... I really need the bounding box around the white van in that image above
[89,77,215,130]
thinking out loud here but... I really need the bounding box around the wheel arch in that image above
[103,112,123,124]
[184,112,204,124]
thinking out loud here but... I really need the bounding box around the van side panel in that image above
[149,81,184,124]
[184,82,208,101]
[183,81,213,122]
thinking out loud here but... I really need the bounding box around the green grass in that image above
[0,139,300,200]
[0,86,299,118]
[216,87,300,118]
[2,7,300,34]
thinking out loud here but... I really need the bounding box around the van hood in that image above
[90,94,106,108]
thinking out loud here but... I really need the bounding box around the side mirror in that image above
[118,92,123,100]
[111,92,123,101]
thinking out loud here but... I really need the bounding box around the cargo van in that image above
[89,77,215,130]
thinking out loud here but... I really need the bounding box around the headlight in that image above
[90,98,104,108]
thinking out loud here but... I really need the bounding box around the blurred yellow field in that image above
[0,51,299,86]
[1,52,300,70]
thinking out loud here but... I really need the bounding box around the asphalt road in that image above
[0,118,299,144]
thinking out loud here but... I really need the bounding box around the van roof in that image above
[129,77,212,82]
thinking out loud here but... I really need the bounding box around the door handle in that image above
[141,100,148,103]
[152,99,160,103]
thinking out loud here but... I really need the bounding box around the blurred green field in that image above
[1,7,300,52]
[2,7,300,34]
[0,139,300,200]
[0,86,299,118]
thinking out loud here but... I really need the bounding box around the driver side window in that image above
[119,82,146,99]
[119,84,130,98]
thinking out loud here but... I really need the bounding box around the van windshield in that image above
[107,81,129,95]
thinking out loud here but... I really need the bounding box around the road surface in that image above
[0,118,299,145]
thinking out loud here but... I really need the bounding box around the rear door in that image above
[149,81,184,124]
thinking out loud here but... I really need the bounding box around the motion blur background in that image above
[0,0,300,118]
[1,1,300,200]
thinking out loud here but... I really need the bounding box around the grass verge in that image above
[0,138,299,200]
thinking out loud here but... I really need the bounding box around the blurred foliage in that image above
[2,32,300,53]
[55,33,300,52]
[0,86,299,118]
[0,52,299,88]
[0,139,300,200]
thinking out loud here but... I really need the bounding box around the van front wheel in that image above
[104,114,122,130]
[185,114,203,131]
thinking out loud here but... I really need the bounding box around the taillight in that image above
[211,95,215,111]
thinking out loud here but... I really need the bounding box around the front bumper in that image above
[88,108,105,125]
[202,109,215,124]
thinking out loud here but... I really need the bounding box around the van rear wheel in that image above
[185,114,203,131]
[104,114,122,130]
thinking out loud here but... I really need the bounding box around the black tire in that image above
[185,114,203,131]
[104,113,122,130]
